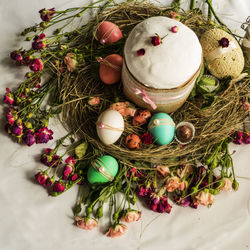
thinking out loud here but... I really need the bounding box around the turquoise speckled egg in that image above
[87,155,118,184]
[148,113,175,145]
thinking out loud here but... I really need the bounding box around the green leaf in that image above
[75,142,88,159]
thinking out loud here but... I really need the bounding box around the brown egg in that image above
[176,125,192,143]
[132,110,151,126]
[125,134,141,150]
[99,54,123,85]
[96,21,123,45]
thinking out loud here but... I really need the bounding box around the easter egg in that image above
[87,155,119,184]
[99,54,123,85]
[132,110,151,126]
[175,121,195,145]
[125,134,141,150]
[148,113,175,145]
[96,21,123,45]
[96,109,124,145]
[200,29,244,79]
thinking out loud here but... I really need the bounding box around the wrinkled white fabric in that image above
[0,1,249,250]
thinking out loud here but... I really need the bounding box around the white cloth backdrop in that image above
[0,1,249,250]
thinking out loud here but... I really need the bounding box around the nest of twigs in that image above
[57,2,249,167]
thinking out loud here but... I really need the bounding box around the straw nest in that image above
[57,2,249,167]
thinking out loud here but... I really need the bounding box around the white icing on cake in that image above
[124,16,202,89]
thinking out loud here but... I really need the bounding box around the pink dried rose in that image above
[53,181,65,192]
[171,26,179,33]
[65,156,76,166]
[177,164,193,178]
[243,132,250,144]
[156,165,170,178]
[106,224,127,237]
[62,164,73,180]
[88,97,100,106]
[221,178,233,191]
[64,53,77,72]
[169,11,180,20]
[194,190,214,206]
[35,171,49,187]
[39,8,55,22]
[121,210,141,223]
[110,102,136,117]
[178,180,188,191]
[218,37,229,48]
[165,176,181,192]
[29,58,43,72]
[35,126,53,144]
[75,217,98,230]
[151,35,161,46]
[137,48,145,56]
[3,88,14,105]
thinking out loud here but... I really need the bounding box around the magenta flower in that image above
[32,33,46,50]
[243,132,250,144]
[141,133,152,144]
[171,26,179,33]
[35,126,53,144]
[10,51,24,64]
[137,186,149,197]
[71,173,79,181]
[23,132,36,146]
[151,35,161,46]
[62,164,73,180]
[40,148,60,167]
[65,156,76,166]
[3,88,14,105]
[6,109,17,125]
[53,181,65,192]
[174,195,191,207]
[148,194,172,213]
[218,37,229,48]
[29,58,43,72]
[39,8,55,22]
[35,171,49,187]
[137,48,145,56]
[12,126,23,137]
[232,131,244,145]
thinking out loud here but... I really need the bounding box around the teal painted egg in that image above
[87,155,119,184]
[148,113,175,145]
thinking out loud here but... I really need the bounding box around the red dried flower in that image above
[137,48,145,56]
[151,35,161,46]
[218,37,229,48]
[141,133,152,145]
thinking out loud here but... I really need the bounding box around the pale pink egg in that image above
[96,21,123,45]
[99,54,123,85]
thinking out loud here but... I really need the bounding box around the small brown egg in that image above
[99,54,123,85]
[125,134,141,150]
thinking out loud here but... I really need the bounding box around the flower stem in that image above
[205,0,225,26]
[190,0,195,10]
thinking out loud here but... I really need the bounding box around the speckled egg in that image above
[87,155,119,184]
[96,109,124,145]
[148,113,175,145]
[200,28,244,79]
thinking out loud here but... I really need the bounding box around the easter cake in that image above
[122,16,203,113]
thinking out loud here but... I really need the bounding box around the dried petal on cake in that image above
[137,48,145,56]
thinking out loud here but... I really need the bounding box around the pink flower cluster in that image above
[40,148,60,167]
[232,131,250,144]
[148,193,172,213]
[10,50,43,72]
[32,33,46,50]
[39,8,55,22]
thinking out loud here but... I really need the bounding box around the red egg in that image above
[99,54,123,85]
[96,21,123,45]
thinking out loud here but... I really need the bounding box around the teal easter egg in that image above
[87,155,119,184]
[148,113,175,145]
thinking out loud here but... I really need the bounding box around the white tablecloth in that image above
[0,1,249,250]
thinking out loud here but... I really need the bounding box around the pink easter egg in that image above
[96,21,123,45]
